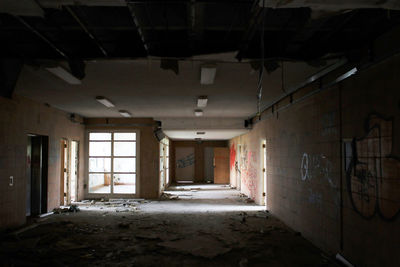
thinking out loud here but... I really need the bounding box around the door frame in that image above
[261,140,267,207]
[60,139,70,205]
[70,140,79,202]
[27,134,48,216]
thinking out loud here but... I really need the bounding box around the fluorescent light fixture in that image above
[45,66,81,85]
[196,131,205,135]
[200,65,216,85]
[194,109,203,117]
[96,96,114,108]
[119,110,132,117]
[197,96,208,108]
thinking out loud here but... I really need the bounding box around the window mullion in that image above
[111,132,114,194]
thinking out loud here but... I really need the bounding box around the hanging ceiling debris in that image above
[1,0,400,64]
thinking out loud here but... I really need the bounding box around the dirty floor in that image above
[1,184,337,266]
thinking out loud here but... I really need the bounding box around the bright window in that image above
[159,138,170,192]
[88,132,137,194]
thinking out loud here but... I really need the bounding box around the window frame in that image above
[85,130,140,198]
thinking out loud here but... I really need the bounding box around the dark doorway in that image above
[26,134,49,216]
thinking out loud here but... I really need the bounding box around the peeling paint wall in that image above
[229,54,400,266]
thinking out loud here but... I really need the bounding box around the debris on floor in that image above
[160,192,179,200]
[0,184,337,266]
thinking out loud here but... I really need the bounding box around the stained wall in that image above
[229,54,400,266]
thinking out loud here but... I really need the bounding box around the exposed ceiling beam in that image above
[13,15,68,58]
[127,3,150,55]
[38,0,252,8]
[64,6,108,57]
[257,0,400,10]
[0,0,44,17]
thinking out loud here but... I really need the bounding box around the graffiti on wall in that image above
[300,152,339,213]
[177,153,195,168]
[242,148,258,199]
[300,153,336,188]
[230,144,236,170]
[345,113,400,221]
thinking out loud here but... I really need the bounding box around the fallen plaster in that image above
[1,184,335,266]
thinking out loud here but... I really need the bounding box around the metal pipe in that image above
[250,58,347,119]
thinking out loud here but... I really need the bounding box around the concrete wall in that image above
[229,55,400,266]
[171,140,228,183]
[0,95,85,229]
[85,118,160,199]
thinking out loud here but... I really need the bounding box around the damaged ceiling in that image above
[1,0,400,62]
[3,0,400,140]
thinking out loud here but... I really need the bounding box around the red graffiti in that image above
[241,150,258,199]
[230,144,236,170]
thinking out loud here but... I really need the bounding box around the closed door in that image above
[214,147,229,184]
[204,147,214,182]
[175,147,195,181]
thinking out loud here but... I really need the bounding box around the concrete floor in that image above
[0,185,337,266]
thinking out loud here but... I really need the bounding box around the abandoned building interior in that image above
[1,0,400,266]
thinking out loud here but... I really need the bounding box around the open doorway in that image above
[26,134,48,217]
[60,139,69,205]
[159,138,170,193]
[70,141,79,203]
[262,140,267,207]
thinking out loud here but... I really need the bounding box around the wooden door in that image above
[214,147,229,184]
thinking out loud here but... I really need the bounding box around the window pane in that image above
[160,157,164,171]
[89,133,111,140]
[89,173,111,193]
[89,142,111,156]
[114,142,136,156]
[114,133,136,140]
[160,143,164,157]
[114,158,136,172]
[113,174,136,194]
[166,157,169,168]
[166,147,169,157]
[89,158,111,172]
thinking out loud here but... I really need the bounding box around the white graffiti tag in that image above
[301,153,309,181]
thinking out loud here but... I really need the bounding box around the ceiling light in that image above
[194,109,203,117]
[200,65,216,85]
[196,131,205,135]
[197,96,208,108]
[45,66,81,85]
[96,96,114,108]
[119,110,132,118]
